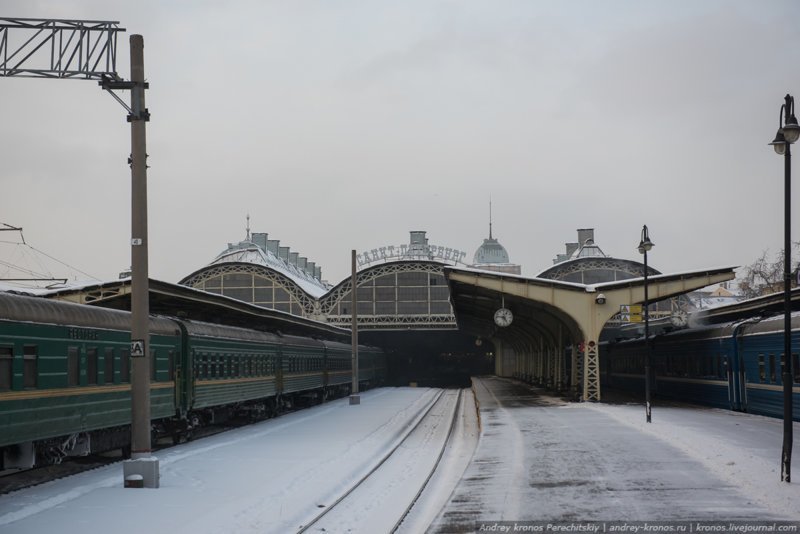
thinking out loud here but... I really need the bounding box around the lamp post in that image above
[769,93,799,483]
[638,225,654,423]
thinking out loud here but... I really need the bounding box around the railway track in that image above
[297,388,464,533]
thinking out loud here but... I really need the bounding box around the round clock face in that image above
[494,307,513,327]
[671,311,688,328]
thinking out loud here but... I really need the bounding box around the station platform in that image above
[428,376,800,532]
[1,380,799,534]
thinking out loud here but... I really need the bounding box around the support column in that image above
[572,343,581,400]
[555,334,564,392]
[123,34,159,489]
[582,338,601,401]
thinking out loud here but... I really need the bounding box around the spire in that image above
[245,214,251,241]
[489,197,493,239]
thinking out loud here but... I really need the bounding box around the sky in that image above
[2,1,800,287]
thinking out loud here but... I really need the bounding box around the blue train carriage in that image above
[736,313,800,420]
[181,320,283,425]
[0,292,178,469]
[601,314,800,421]
[649,322,736,410]
[602,322,746,411]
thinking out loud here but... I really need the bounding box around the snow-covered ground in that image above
[2,379,799,534]
[0,387,471,534]
[429,377,800,531]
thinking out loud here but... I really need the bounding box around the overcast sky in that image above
[2,1,800,287]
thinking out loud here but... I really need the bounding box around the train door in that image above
[322,344,329,392]
[275,349,283,395]
[171,321,192,416]
[730,322,750,412]
[725,353,738,410]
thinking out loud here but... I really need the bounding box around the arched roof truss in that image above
[180,262,320,317]
[320,261,457,330]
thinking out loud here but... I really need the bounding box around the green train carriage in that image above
[0,292,178,468]
[0,291,387,470]
[179,320,284,422]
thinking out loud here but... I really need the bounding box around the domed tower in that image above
[469,200,521,275]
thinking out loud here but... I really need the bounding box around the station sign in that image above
[619,305,643,323]
[357,244,467,267]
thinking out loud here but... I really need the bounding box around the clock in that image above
[494,307,513,327]
[671,311,689,328]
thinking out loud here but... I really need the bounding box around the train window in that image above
[780,354,786,381]
[0,347,12,390]
[87,348,98,385]
[769,354,776,383]
[105,348,115,384]
[758,355,765,383]
[23,345,37,389]
[150,349,157,381]
[120,349,130,383]
[233,357,240,377]
[68,347,80,387]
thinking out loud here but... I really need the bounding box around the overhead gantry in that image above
[444,266,736,401]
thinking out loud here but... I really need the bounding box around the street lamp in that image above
[638,225,654,424]
[769,93,798,483]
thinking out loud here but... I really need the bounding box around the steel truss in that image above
[183,260,460,329]
[0,17,124,80]
[181,263,321,317]
[327,314,457,330]
[541,257,657,280]
[320,260,457,323]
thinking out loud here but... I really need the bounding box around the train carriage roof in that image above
[0,291,177,336]
[36,278,350,341]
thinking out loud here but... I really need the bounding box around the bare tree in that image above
[738,244,800,299]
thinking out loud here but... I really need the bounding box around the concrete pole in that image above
[350,250,360,405]
[123,34,159,488]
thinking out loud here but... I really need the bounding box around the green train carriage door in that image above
[172,321,192,416]
[276,348,283,395]
[322,344,329,389]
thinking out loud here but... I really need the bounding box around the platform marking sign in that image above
[131,340,145,357]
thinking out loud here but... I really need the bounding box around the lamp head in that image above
[595,293,606,305]
[784,94,800,144]
[782,119,800,144]
[770,129,788,155]
[638,225,654,254]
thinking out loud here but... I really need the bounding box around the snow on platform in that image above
[0,387,441,534]
[428,376,800,531]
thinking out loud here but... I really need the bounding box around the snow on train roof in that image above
[210,243,331,299]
